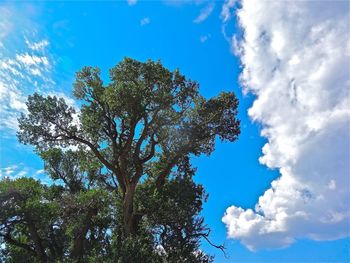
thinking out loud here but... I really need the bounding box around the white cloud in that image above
[0,44,54,131]
[127,0,137,6]
[15,53,50,77]
[0,165,27,179]
[0,165,18,177]
[194,2,215,24]
[0,165,52,184]
[35,169,45,175]
[221,0,237,23]
[200,34,211,43]
[328,179,336,190]
[0,17,78,138]
[0,8,76,133]
[222,0,350,251]
[140,17,150,26]
[25,39,49,51]
[16,53,49,67]
[0,6,13,39]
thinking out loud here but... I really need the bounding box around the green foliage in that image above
[0,174,112,262]
[136,176,213,263]
[0,174,213,262]
[4,58,240,262]
[0,177,61,262]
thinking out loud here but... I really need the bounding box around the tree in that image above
[0,177,59,262]
[13,57,240,261]
[0,150,113,262]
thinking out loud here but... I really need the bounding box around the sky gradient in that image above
[0,1,349,262]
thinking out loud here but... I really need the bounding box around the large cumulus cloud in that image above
[221,0,350,251]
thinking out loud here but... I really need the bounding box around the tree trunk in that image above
[27,221,47,263]
[72,208,97,262]
[123,183,137,236]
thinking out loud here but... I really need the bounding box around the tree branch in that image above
[4,233,36,255]
[70,135,126,193]
[155,155,180,188]
[139,134,157,163]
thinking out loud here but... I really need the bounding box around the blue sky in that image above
[0,1,349,262]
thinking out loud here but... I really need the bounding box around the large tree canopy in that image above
[8,57,240,262]
[0,151,113,262]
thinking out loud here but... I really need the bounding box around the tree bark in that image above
[27,220,48,263]
[72,207,97,262]
[123,183,137,236]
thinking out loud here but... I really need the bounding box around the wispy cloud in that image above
[163,0,208,7]
[0,41,55,131]
[25,38,49,51]
[140,17,150,26]
[0,6,13,39]
[0,5,79,134]
[127,0,137,6]
[200,34,211,43]
[194,2,215,24]
[0,164,52,184]
[0,165,27,179]
[35,169,45,175]
[0,165,18,178]
[221,0,237,23]
[16,53,50,75]
[222,0,350,251]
